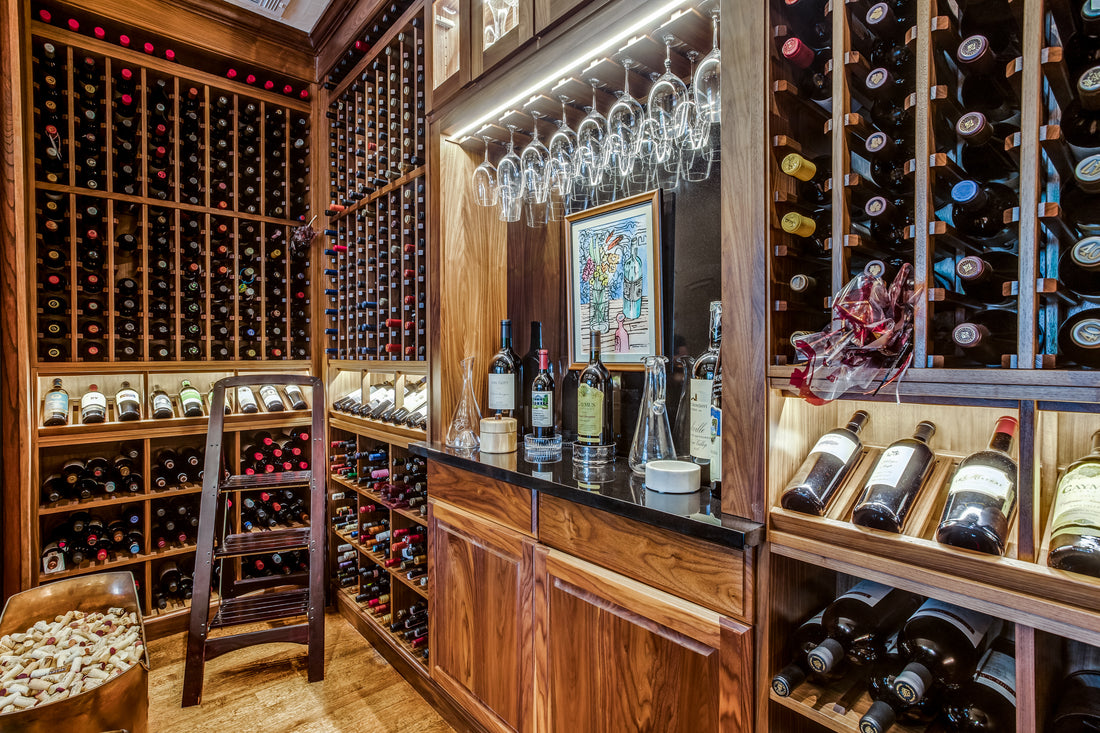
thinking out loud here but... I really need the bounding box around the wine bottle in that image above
[577,330,613,446]
[956,35,1019,124]
[530,349,556,439]
[951,311,1017,367]
[43,377,69,426]
[943,633,1017,732]
[1050,670,1100,732]
[851,421,937,532]
[260,385,286,412]
[936,417,1019,555]
[150,384,174,419]
[179,379,204,418]
[115,381,141,421]
[781,36,832,105]
[780,153,831,206]
[956,111,1018,183]
[781,411,871,515]
[80,384,107,424]
[237,386,259,414]
[487,319,522,425]
[688,301,723,482]
[770,607,828,697]
[956,252,1016,303]
[781,210,832,256]
[949,180,1016,246]
[709,348,723,497]
[1047,429,1100,578]
[1058,307,1100,366]
[893,599,1000,706]
[522,321,544,435]
[806,580,922,676]
[863,131,913,194]
[1061,236,1100,297]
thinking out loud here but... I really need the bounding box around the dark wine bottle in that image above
[956,252,1016,303]
[943,632,1017,732]
[951,310,1018,367]
[1058,307,1100,366]
[781,411,871,515]
[956,35,1019,124]
[487,319,521,424]
[577,330,613,446]
[936,416,1019,555]
[1047,429,1100,578]
[43,377,69,426]
[956,111,1018,183]
[115,381,141,421]
[530,349,556,439]
[1050,670,1100,732]
[893,599,1000,706]
[770,607,828,697]
[949,180,1016,247]
[780,153,831,206]
[1061,236,1100,297]
[851,421,937,532]
[781,36,832,104]
[859,633,945,733]
[522,321,543,435]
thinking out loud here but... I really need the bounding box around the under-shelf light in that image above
[447,0,694,141]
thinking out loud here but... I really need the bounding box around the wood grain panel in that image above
[429,500,535,733]
[506,217,564,403]
[534,547,727,732]
[720,0,767,523]
[1,0,33,599]
[720,609,755,732]
[51,0,314,80]
[428,460,535,535]
[538,494,746,620]
[311,0,387,73]
[436,140,508,446]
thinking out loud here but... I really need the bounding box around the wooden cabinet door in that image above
[533,547,753,733]
[429,499,535,733]
[533,0,598,34]
[470,0,533,80]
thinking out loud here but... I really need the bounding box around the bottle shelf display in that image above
[328,355,429,442]
[767,0,1100,377]
[29,25,313,364]
[321,0,428,362]
[329,429,430,670]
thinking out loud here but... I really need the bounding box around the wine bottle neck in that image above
[988,430,1015,454]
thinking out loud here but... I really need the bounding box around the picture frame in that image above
[564,190,663,371]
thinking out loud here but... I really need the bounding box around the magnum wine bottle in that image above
[806,580,921,677]
[851,421,937,532]
[893,599,1000,707]
[781,411,871,515]
[943,632,1017,732]
[577,330,613,446]
[43,377,69,426]
[1047,429,1100,578]
[1050,670,1100,732]
[770,607,828,697]
[936,416,1019,555]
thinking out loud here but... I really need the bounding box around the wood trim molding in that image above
[311,0,388,79]
[50,0,315,80]
[0,0,33,599]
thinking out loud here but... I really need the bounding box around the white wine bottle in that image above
[179,379,204,418]
[237,386,259,414]
[115,381,141,422]
[80,384,107,424]
[285,384,308,410]
[259,385,285,412]
[150,384,174,419]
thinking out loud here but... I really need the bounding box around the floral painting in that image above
[566,190,663,370]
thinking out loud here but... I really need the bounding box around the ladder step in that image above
[210,589,310,628]
[220,470,313,492]
[214,528,311,559]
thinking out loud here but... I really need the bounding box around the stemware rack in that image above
[767,0,1100,378]
[322,0,428,362]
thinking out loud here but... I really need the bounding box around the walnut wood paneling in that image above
[720,0,767,524]
[506,218,563,382]
[435,140,508,443]
[52,0,313,80]
[1,0,32,599]
[428,461,536,535]
[429,499,535,733]
[533,546,746,732]
[538,494,747,621]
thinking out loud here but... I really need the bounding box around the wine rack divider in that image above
[30,20,312,364]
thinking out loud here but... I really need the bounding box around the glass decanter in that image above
[628,355,677,475]
[446,356,482,450]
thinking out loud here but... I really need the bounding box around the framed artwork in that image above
[565,190,663,371]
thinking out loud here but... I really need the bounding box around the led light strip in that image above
[448,0,696,140]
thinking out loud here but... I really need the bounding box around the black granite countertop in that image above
[410,441,764,550]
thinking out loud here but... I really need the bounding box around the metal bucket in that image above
[0,572,149,733]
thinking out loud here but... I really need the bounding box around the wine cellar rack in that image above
[29,23,313,364]
[767,0,1100,373]
[322,0,428,363]
[329,427,430,671]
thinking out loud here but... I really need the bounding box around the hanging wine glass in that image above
[521,111,550,227]
[497,124,523,222]
[694,8,721,124]
[648,35,689,146]
[604,58,644,198]
[575,79,608,196]
[472,135,498,207]
[547,95,578,218]
[679,51,714,183]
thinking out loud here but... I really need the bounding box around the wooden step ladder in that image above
[181,374,326,707]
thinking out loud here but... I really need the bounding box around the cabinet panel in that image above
[470,0,532,80]
[534,547,752,732]
[532,0,593,34]
[429,499,534,733]
[429,461,535,535]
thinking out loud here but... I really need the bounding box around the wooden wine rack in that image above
[28,21,313,364]
[322,0,429,363]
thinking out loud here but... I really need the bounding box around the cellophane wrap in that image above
[789,263,918,404]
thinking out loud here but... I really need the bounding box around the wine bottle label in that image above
[810,432,859,463]
[531,390,553,428]
[259,385,283,408]
[81,391,107,413]
[866,445,915,488]
[43,391,68,416]
[237,387,257,409]
[710,403,722,472]
[116,388,139,405]
[911,599,995,649]
[487,374,515,411]
[690,378,714,460]
[948,464,1016,516]
[577,384,604,441]
[836,579,893,607]
[181,390,203,412]
[1051,462,1100,539]
[974,649,1016,706]
[152,393,173,415]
